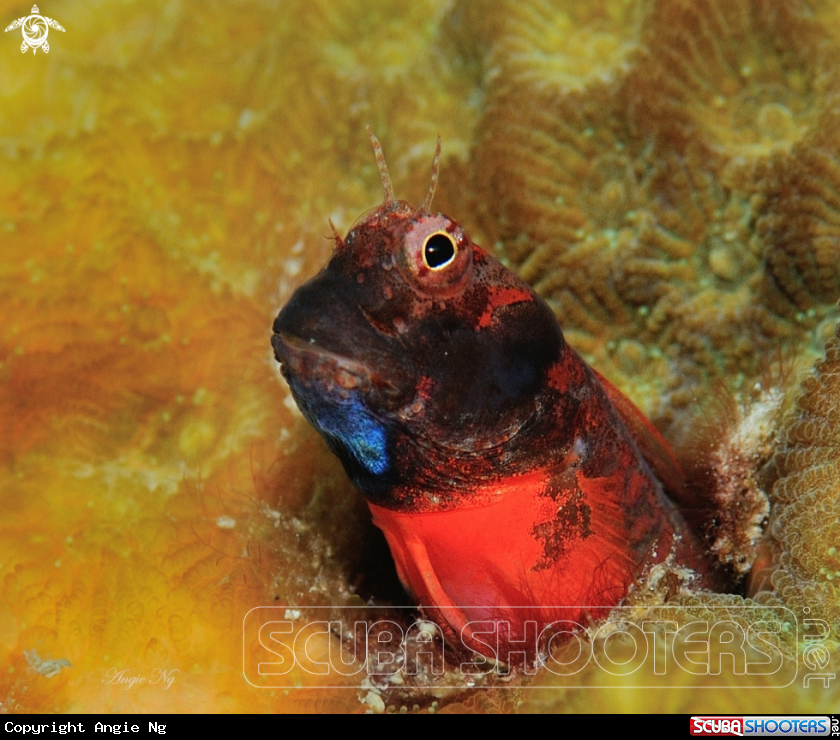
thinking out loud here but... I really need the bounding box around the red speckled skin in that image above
[366,340,700,659]
[271,145,710,664]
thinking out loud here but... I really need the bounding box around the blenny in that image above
[271,130,710,663]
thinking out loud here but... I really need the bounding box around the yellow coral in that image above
[767,316,840,630]
[0,0,464,713]
[1,0,838,715]
[462,0,840,425]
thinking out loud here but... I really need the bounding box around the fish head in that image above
[272,196,565,506]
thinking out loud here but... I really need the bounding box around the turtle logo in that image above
[5,5,64,54]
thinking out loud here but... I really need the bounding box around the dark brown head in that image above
[272,130,566,507]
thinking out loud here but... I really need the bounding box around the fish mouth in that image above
[271,330,414,410]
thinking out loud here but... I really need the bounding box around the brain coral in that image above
[766,317,840,632]
[443,0,840,711]
[0,0,468,714]
[1,0,838,715]
[455,0,840,424]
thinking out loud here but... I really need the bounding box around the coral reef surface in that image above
[0,0,837,714]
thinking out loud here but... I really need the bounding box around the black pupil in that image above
[424,233,455,268]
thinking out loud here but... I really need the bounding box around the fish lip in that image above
[272,331,409,404]
[272,331,372,391]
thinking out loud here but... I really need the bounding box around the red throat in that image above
[367,464,677,662]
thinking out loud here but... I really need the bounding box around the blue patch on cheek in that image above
[310,396,390,476]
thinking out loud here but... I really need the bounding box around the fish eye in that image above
[400,215,472,298]
[423,232,456,270]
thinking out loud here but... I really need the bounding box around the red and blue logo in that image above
[690,716,831,737]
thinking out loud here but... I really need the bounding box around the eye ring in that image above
[422,231,457,270]
[399,214,473,298]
